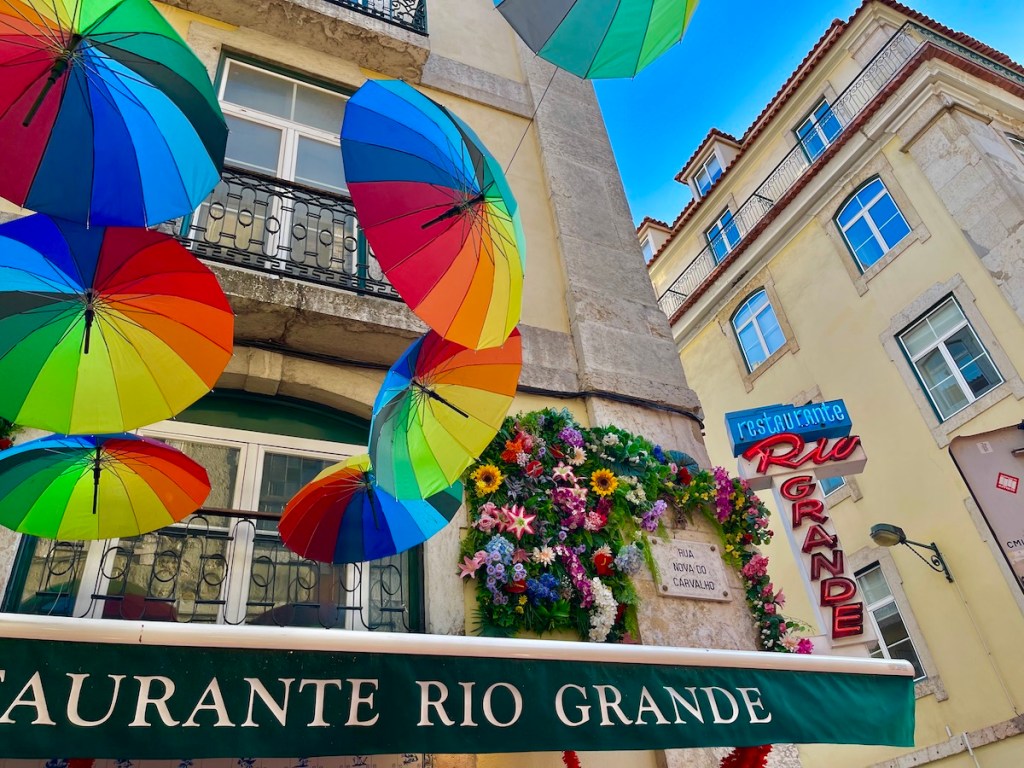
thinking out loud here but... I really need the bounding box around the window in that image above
[820,475,846,496]
[898,297,1003,421]
[707,209,740,263]
[219,60,348,192]
[189,60,358,271]
[856,565,926,680]
[1007,133,1024,161]
[695,154,724,197]
[796,99,842,161]
[5,420,423,633]
[835,178,911,271]
[732,290,786,371]
[641,237,655,263]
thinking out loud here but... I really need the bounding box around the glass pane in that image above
[901,313,942,358]
[820,109,841,142]
[945,328,1001,397]
[225,115,282,175]
[878,212,911,250]
[295,84,346,133]
[162,439,240,519]
[888,639,926,679]
[295,136,346,192]
[696,169,712,196]
[820,475,846,495]
[738,324,767,369]
[929,300,967,339]
[13,539,91,616]
[755,305,785,355]
[854,236,885,271]
[874,602,911,647]
[258,453,337,515]
[855,179,884,206]
[802,132,826,160]
[918,349,969,418]
[706,155,723,183]
[223,64,293,119]
[642,239,654,262]
[843,218,876,252]
[837,197,863,227]
[857,567,891,605]
[734,297,757,328]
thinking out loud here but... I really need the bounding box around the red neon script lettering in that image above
[742,433,862,475]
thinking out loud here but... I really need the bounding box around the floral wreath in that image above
[460,409,813,765]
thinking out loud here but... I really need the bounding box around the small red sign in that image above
[996,472,1019,494]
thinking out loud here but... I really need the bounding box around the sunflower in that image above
[590,468,619,497]
[472,464,504,495]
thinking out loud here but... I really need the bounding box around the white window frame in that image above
[641,236,655,263]
[217,59,349,193]
[1006,132,1024,161]
[898,297,1004,422]
[856,565,927,682]
[706,208,739,263]
[70,420,364,627]
[836,179,911,272]
[694,153,724,197]
[796,98,841,160]
[732,290,784,372]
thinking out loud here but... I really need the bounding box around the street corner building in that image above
[0,0,792,767]
[644,1,1024,766]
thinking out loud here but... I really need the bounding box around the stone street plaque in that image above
[649,538,731,602]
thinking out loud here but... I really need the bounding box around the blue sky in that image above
[595,0,1024,227]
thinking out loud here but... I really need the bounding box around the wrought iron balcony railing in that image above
[3,508,423,632]
[324,0,428,35]
[178,166,402,302]
[656,22,1020,319]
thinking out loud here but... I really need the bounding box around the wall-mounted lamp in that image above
[869,523,954,582]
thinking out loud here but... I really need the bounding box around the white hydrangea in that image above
[588,577,618,643]
[602,433,620,446]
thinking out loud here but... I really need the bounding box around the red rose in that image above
[678,467,692,485]
[525,460,544,478]
[593,552,614,577]
[506,580,527,594]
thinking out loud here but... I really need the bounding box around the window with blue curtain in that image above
[732,290,786,371]
[835,178,911,271]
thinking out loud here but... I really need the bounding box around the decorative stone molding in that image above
[868,714,1024,767]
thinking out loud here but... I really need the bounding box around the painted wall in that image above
[678,130,1024,766]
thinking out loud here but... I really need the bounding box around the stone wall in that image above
[903,101,1024,323]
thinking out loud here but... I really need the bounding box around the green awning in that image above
[0,615,914,758]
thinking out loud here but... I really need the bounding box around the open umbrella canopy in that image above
[0,433,210,540]
[279,454,464,564]
[0,214,234,434]
[370,329,522,500]
[342,79,525,350]
[494,0,700,79]
[0,0,227,226]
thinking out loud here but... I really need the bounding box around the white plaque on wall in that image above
[649,538,731,602]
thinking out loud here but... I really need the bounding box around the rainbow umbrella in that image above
[341,79,525,350]
[0,214,234,434]
[279,454,463,564]
[0,0,226,226]
[370,329,522,499]
[0,433,210,540]
[494,0,700,79]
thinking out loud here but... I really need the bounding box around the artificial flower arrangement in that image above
[459,408,681,642]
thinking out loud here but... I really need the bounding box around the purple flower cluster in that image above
[713,466,733,522]
[640,498,668,532]
[526,573,560,604]
[557,545,593,608]
[558,427,585,448]
[484,535,515,603]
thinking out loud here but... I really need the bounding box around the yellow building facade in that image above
[647,2,1024,766]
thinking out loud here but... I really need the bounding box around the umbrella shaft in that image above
[22,36,82,127]
[413,381,470,419]
[92,448,102,516]
[420,191,487,230]
[83,306,95,355]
